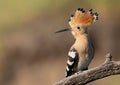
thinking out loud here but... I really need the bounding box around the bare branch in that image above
[54,53,120,85]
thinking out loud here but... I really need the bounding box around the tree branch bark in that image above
[54,53,120,85]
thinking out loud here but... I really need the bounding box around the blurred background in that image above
[0,0,120,85]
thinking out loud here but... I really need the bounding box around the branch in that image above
[54,53,120,85]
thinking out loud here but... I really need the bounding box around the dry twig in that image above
[54,53,120,85]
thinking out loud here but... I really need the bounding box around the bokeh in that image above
[0,0,120,85]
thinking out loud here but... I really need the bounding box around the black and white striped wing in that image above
[66,48,79,77]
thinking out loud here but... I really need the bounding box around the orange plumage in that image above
[69,8,98,28]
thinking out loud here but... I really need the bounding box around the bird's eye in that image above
[77,27,80,30]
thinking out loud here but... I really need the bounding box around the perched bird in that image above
[55,8,98,77]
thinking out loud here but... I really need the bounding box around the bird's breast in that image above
[74,39,89,54]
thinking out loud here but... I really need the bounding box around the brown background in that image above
[0,0,120,85]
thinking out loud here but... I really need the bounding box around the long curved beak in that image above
[55,28,70,33]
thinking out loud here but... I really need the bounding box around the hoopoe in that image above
[55,8,98,77]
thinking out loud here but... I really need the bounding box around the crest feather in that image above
[69,8,98,28]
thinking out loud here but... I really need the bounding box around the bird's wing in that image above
[66,48,79,77]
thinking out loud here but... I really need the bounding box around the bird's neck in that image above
[73,33,90,51]
[75,33,88,41]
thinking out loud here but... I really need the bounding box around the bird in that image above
[55,8,98,77]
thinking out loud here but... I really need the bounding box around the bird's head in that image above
[55,8,98,38]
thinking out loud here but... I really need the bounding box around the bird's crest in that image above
[69,8,98,28]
